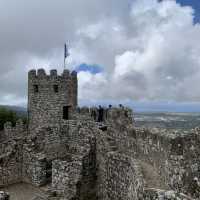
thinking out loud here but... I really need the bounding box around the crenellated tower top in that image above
[28,68,77,79]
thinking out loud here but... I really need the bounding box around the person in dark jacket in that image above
[98,105,104,122]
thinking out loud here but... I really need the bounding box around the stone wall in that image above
[4,119,26,140]
[1,102,200,199]
[0,139,23,187]
[106,152,144,200]
[0,121,26,187]
[52,159,83,199]
[143,188,193,200]
[52,120,98,200]
[134,128,200,198]
[96,130,144,200]
[96,107,200,199]
[105,107,137,155]
[21,124,72,186]
[77,106,133,124]
[22,147,47,186]
[28,69,78,134]
[32,126,68,160]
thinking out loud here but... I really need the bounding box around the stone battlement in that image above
[3,119,27,139]
[28,68,77,80]
[77,106,133,124]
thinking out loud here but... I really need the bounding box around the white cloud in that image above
[78,71,107,100]
[0,0,200,105]
[78,0,200,102]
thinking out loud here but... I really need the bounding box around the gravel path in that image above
[140,161,168,190]
[2,183,46,200]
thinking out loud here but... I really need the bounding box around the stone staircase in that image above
[140,161,168,190]
[139,161,194,199]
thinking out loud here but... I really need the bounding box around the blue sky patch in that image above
[76,63,103,74]
[176,0,200,23]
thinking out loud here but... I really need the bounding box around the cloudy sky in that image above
[0,0,200,111]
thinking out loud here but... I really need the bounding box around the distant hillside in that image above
[134,112,200,130]
[0,105,27,117]
[0,105,27,130]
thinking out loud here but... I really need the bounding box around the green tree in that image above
[0,107,18,130]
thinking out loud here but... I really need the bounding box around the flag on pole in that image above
[64,43,70,69]
[64,43,69,59]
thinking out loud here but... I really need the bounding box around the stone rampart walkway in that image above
[1,183,46,200]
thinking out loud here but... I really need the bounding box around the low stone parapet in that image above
[0,191,9,200]
[143,188,194,200]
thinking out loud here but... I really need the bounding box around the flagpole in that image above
[64,43,66,70]
[64,43,69,70]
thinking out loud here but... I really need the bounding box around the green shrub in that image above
[0,107,21,130]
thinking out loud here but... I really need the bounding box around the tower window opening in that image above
[53,85,59,93]
[46,160,52,182]
[63,106,70,120]
[33,85,39,93]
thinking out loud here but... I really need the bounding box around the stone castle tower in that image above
[28,68,78,133]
